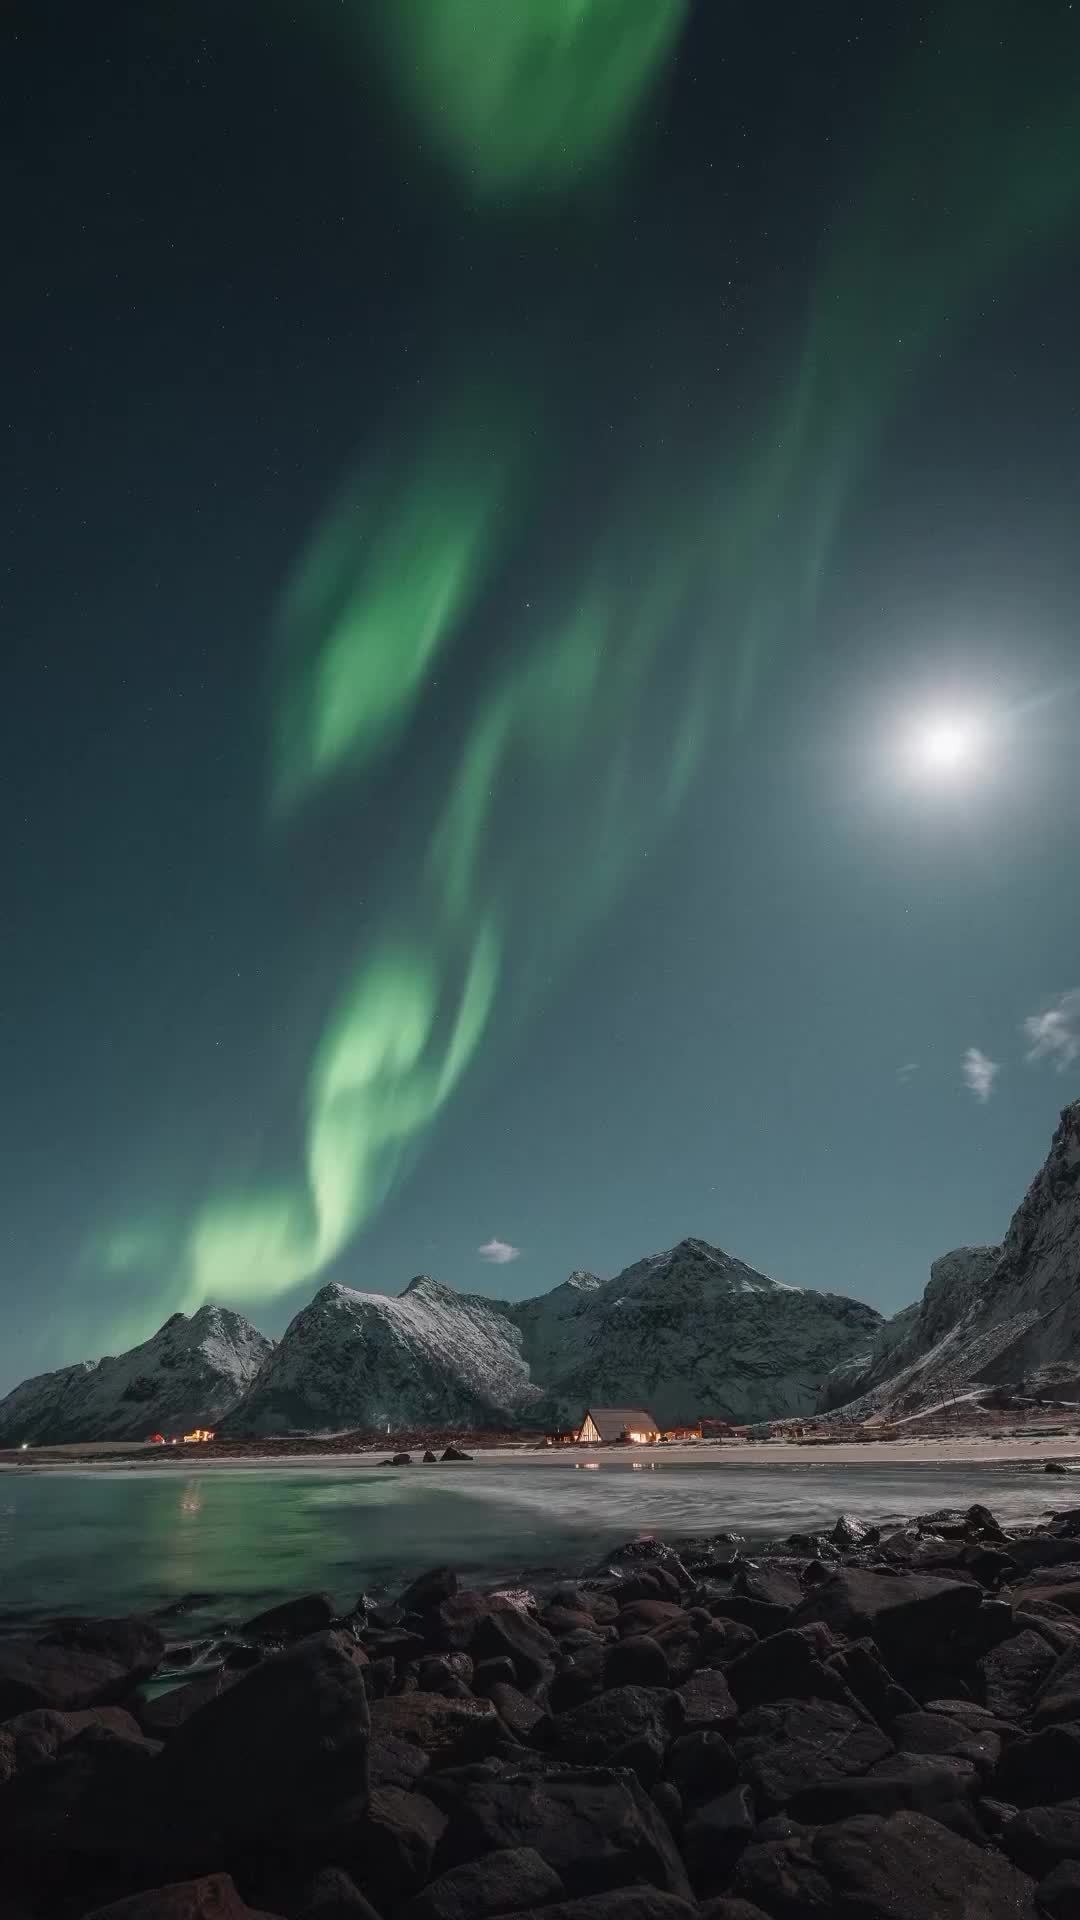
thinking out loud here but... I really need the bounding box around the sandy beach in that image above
[4,1433,1080,1472]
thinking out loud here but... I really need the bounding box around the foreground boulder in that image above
[732,1698,892,1810]
[0,1704,148,1785]
[404,1845,564,1918]
[421,1766,693,1901]
[83,1875,283,1920]
[0,1615,164,1717]
[154,1631,370,1861]
[794,1570,981,1665]
[735,1809,1039,1917]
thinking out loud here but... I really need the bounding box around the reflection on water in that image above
[0,1458,1071,1633]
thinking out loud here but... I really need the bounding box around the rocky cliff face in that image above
[224,1277,543,1437]
[821,1099,1080,1420]
[0,1305,272,1446]
[817,1247,999,1412]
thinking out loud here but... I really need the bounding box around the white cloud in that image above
[896,1062,919,1084]
[1023,989,1080,1073]
[962,1047,1000,1104]
[478,1238,521,1265]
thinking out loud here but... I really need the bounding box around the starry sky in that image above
[4,0,1080,1391]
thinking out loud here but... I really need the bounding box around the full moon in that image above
[908,712,984,779]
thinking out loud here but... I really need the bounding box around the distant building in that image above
[182,1428,215,1444]
[148,1433,165,1445]
[577,1407,660,1444]
[661,1423,702,1442]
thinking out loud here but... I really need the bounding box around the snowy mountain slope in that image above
[0,1305,272,1446]
[822,1100,1080,1421]
[222,1276,543,1437]
[500,1237,884,1426]
[223,1238,883,1435]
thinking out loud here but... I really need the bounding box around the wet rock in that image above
[891,1708,1001,1774]
[474,1657,517,1693]
[421,1766,693,1901]
[548,1587,619,1627]
[481,1895,697,1920]
[787,1751,980,1836]
[400,1569,460,1616]
[544,1605,605,1639]
[980,1629,1058,1720]
[995,1723,1080,1806]
[812,1809,1039,1916]
[543,1685,682,1783]
[422,1451,438,1464]
[665,1731,738,1798]
[830,1515,877,1548]
[606,1541,691,1587]
[369,1731,431,1792]
[824,1637,918,1725]
[38,1615,165,1677]
[404,1845,564,1919]
[683,1784,755,1893]
[724,1627,849,1713]
[603,1637,669,1689]
[290,1866,384,1920]
[648,1623,700,1685]
[0,1629,159,1718]
[81,1875,283,1920]
[1001,1803,1080,1876]
[617,1601,687,1637]
[435,1594,555,1689]
[485,1682,542,1743]
[135,1668,241,1739]
[441,1447,472,1462]
[156,1630,370,1858]
[793,1568,982,1664]
[0,1724,158,1905]
[706,1596,794,1638]
[675,1667,737,1731]
[732,1697,893,1811]
[371,1692,502,1766]
[1045,1461,1069,1474]
[697,1902,772,1920]
[352,1786,447,1904]
[241,1593,337,1639]
[699,1620,758,1667]
[650,1779,682,1836]
[732,1830,833,1917]
[391,1453,413,1466]
[1036,1861,1080,1920]
[0,1705,147,1785]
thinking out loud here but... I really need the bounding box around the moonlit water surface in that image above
[0,1460,1072,1631]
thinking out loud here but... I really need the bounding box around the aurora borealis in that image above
[5,2,1080,1382]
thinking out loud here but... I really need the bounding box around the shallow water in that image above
[0,1458,1074,1632]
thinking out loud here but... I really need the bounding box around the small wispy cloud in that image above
[962,1047,1000,1104]
[478,1238,521,1265]
[1023,989,1080,1073]
[896,1062,919,1085]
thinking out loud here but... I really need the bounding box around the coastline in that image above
[4,1432,1080,1472]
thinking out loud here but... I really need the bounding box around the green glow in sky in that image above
[98,1,1080,1331]
[273,400,526,813]
[359,0,689,198]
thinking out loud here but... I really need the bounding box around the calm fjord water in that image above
[0,1458,1072,1631]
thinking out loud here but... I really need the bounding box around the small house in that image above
[577,1407,660,1445]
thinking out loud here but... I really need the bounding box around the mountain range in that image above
[1,1099,1076,1444]
[0,1305,271,1448]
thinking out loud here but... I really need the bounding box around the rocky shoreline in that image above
[5,1506,1080,1918]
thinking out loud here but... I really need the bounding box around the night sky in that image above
[5,1,1080,1391]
